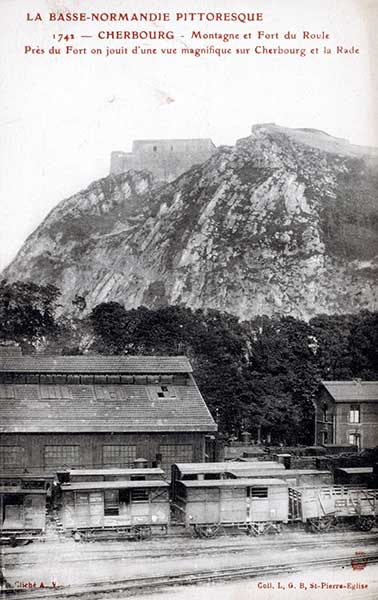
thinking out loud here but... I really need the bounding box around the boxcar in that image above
[173,478,288,537]
[227,467,333,487]
[60,479,170,539]
[334,467,374,487]
[289,486,378,532]
[0,477,47,538]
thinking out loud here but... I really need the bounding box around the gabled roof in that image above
[321,381,378,402]
[0,382,217,433]
[0,355,192,374]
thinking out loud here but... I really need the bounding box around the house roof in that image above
[0,355,192,374]
[0,381,217,433]
[321,381,378,402]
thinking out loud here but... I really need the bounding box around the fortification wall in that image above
[110,138,216,182]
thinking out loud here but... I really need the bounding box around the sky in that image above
[0,0,377,271]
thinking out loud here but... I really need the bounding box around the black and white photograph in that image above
[0,0,378,598]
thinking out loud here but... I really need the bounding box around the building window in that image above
[349,404,360,424]
[0,446,24,469]
[102,445,136,467]
[44,445,80,467]
[322,404,328,422]
[348,432,361,449]
[159,444,193,472]
[153,145,157,152]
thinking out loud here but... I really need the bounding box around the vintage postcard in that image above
[0,0,377,598]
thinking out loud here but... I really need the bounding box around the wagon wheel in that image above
[134,526,152,541]
[358,517,374,532]
[307,519,322,533]
[319,516,336,532]
[246,522,264,536]
[197,525,220,539]
[73,531,84,542]
[272,522,282,535]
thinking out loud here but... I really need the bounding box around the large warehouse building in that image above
[0,351,217,476]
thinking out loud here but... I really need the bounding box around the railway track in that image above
[4,532,378,568]
[3,551,378,599]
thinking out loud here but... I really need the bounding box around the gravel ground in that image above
[139,567,378,600]
[2,529,377,598]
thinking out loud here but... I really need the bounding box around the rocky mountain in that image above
[3,124,378,320]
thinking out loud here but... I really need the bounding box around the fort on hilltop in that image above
[110,138,216,182]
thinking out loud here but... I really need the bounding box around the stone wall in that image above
[110,138,216,182]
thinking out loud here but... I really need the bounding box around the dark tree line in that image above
[1,281,377,444]
[89,302,378,443]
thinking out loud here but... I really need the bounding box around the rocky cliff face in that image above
[4,124,378,320]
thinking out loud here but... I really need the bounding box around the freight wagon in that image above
[289,486,378,532]
[334,467,374,487]
[173,478,289,537]
[60,478,170,540]
[0,476,48,540]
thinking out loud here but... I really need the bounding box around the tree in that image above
[0,280,60,346]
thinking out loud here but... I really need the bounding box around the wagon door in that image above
[247,485,269,522]
[75,492,90,528]
[220,487,244,523]
[131,488,150,524]
[89,492,103,527]
[202,488,220,523]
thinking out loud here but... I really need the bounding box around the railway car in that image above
[60,478,170,540]
[334,467,374,487]
[173,478,289,537]
[0,476,47,540]
[289,486,378,532]
[171,461,284,501]
[227,467,333,487]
